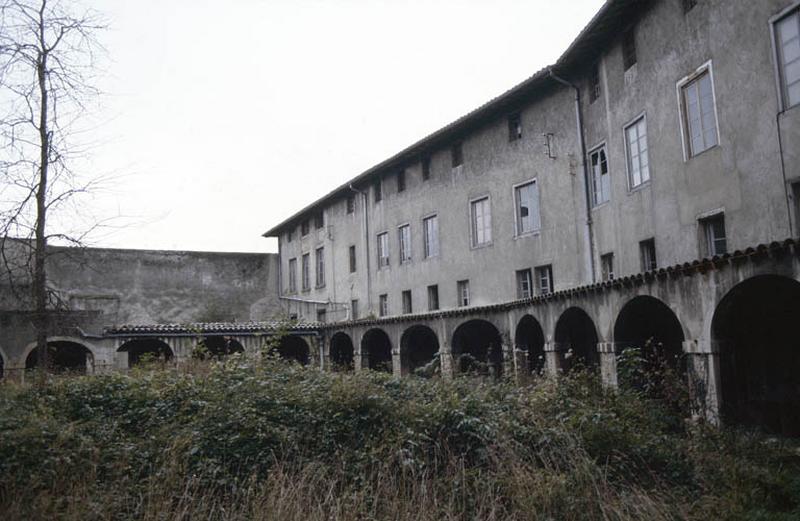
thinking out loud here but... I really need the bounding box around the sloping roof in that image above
[103,320,319,337]
[263,0,652,238]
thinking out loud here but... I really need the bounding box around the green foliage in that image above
[1,361,799,520]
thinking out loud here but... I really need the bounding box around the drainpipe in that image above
[548,67,597,284]
[349,184,372,312]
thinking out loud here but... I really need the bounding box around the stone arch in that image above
[329,332,355,371]
[515,314,546,375]
[614,295,685,360]
[400,325,439,376]
[118,338,174,367]
[274,335,311,365]
[25,338,95,374]
[361,328,393,373]
[197,336,244,358]
[712,275,800,436]
[451,319,503,377]
[554,307,599,373]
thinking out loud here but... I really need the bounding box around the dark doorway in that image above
[451,319,503,377]
[713,275,800,436]
[118,339,174,367]
[400,325,439,376]
[361,329,393,373]
[554,307,599,373]
[329,332,355,371]
[515,315,546,375]
[26,341,94,374]
[275,335,311,365]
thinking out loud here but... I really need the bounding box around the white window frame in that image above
[512,178,541,237]
[398,223,412,264]
[588,143,611,207]
[287,257,297,293]
[698,209,728,257]
[315,246,325,288]
[469,195,492,248]
[623,112,650,190]
[600,252,614,281]
[422,213,439,259]
[535,265,553,296]
[770,2,800,111]
[457,279,470,307]
[402,290,412,314]
[516,268,533,299]
[676,60,720,161]
[301,253,310,291]
[379,294,388,317]
[377,232,390,268]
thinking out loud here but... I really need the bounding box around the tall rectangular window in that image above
[457,280,470,307]
[590,146,610,206]
[535,265,553,295]
[775,9,800,109]
[625,116,650,188]
[288,257,297,293]
[397,170,406,192]
[680,68,718,157]
[589,63,601,103]
[315,246,325,287]
[398,224,412,264]
[286,230,293,243]
[377,232,389,268]
[640,238,657,272]
[701,213,727,256]
[346,195,355,214]
[402,290,412,314]
[508,113,522,141]
[423,215,439,258]
[470,196,492,247]
[379,294,388,317]
[514,180,540,235]
[451,142,463,167]
[516,268,533,299]
[601,253,614,281]
[301,253,310,291]
[350,299,359,320]
[314,212,324,229]
[374,180,382,202]
[422,156,431,180]
[622,28,637,70]
[301,219,310,237]
[349,245,357,273]
[427,284,439,311]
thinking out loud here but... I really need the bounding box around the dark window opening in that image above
[508,113,522,141]
[374,180,382,202]
[640,238,657,271]
[422,156,431,180]
[346,195,355,214]
[451,142,463,168]
[622,28,637,70]
[589,63,601,103]
[682,0,697,14]
[314,212,324,229]
[397,170,406,192]
[349,245,357,273]
[301,219,310,236]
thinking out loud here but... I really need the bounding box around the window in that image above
[379,294,388,317]
[377,232,389,268]
[315,246,325,287]
[457,280,470,307]
[402,290,412,314]
[622,28,637,70]
[682,0,697,14]
[423,215,439,258]
[775,9,800,109]
[427,284,439,311]
[508,113,522,141]
[625,116,650,188]
[516,268,533,299]
[601,253,614,281]
[680,67,718,157]
[301,253,310,291]
[350,299,359,320]
[288,258,297,293]
[470,196,492,247]
[589,63,601,103]
[374,180,382,202]
[397,170,406,192]
[535,265,553,295]
[451,142,463,167]
[346,195,355,214]
[286,230,293,243]
[398,224,412,264]
[422,156,431,180]
[314,212,324,229]
[349,245,357,273]
[316,309,327,323]
[701,213,727,256]
[590,146,610,206]
[640,238,657,271]
[301,219,310,236]
[514,180,540,235]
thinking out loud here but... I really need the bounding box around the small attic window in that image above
[622,28,637,70]
[589,63,601,103]
[451,142,464,168]
[508,113,522,141]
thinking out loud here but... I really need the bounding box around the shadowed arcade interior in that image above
[452,319,503,377]
[25,341,94,374]
[400,325,439,376]
[198,336,244,358]
[361,328,393,373]
[554,307,599,373]
[329,332,355,371]
[515,315,546,375]
[118,339,174,367]
[274,335,310,365]
[713,275,800,436]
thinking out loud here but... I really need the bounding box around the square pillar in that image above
[544,342,561,377]
[598,342,618,388]
[684,339,721,424]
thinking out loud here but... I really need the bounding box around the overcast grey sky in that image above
[82,0,605,253]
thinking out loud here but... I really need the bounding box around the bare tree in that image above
[0,0,105,371]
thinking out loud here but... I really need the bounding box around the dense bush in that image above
[1,356,799,520]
